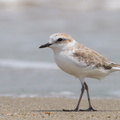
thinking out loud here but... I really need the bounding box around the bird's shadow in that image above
[31,109,120,113]
[32,110,63,112]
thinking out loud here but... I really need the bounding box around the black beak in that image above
[39,43,51,48]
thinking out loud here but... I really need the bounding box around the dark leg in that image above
[79,82,97,111]
[74,84,85,111]
[63,84,85,111]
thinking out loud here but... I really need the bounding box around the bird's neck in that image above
[52,40,77,55]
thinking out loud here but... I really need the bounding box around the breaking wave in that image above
[0,59,58,70]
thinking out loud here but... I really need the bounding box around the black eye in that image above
[57,38,63,42]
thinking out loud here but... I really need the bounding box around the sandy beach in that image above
[0,97,119,120]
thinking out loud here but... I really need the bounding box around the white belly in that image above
[54,52,111,80]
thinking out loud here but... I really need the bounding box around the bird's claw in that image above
[79,106,97,111]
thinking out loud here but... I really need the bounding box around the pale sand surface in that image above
[0,97,120,120]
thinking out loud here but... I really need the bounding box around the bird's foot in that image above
[63,106,97,112]
[79,106,97,111]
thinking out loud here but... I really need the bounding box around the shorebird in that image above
[39,33,120,111]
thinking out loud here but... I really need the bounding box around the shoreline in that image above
[0,97,120,120]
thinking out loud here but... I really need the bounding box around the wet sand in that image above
[0,97,120,120]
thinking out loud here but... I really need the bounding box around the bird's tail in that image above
[111,63,120,71]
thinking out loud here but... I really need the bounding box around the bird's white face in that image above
[40,33,76,51]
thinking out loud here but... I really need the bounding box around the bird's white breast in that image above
[54,51,111,80]
[54,51,86,78]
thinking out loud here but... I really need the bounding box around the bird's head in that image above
[39,33,76,51]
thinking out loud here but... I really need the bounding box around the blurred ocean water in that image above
[0,0,120,98]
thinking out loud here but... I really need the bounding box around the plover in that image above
[39,33,120,111]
